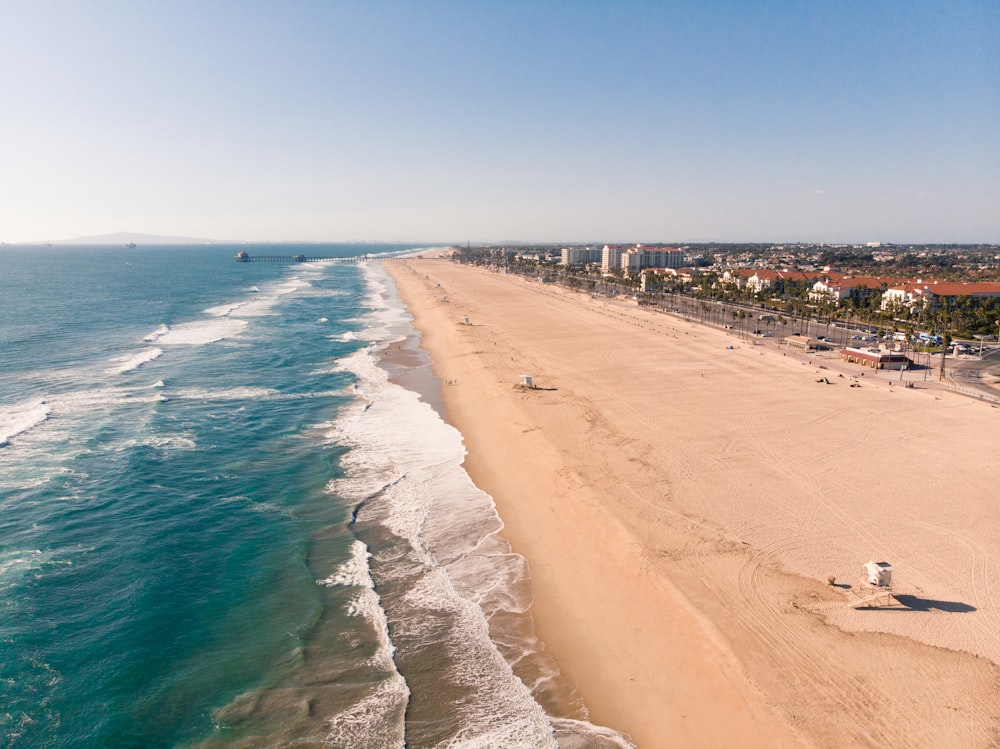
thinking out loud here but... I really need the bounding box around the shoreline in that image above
[382,257,1000,748]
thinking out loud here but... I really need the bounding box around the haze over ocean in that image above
[0,245,628,748]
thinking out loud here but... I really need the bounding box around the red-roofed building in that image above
[639,267,701,291]
[881,281,1000,311]
[746,269,820,294]
[809,275,902,306]
[720,269,757,288]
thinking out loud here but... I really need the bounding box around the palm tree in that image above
[938,333,952,381]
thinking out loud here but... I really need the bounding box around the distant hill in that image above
[52,232,228,245]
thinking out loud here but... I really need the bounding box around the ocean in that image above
[0,245,631,749]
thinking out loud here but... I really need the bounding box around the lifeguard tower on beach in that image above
[518,374,534,389]
[849,560,895,608]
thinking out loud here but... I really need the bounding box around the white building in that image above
[881,281,1000,312]
[809,275,886,306]
[601,245,625,274]
[620,247,684,274]
[561,247,603,266]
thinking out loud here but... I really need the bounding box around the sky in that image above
[1,1,997,244]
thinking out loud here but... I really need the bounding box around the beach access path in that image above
[383,257,1000,749]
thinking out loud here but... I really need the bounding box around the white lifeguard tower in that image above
[863,560,893,588]
[849,560,895,608]
[462,315,470,325]
[519,374,534,389]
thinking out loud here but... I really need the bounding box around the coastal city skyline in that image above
[2,1,998,245]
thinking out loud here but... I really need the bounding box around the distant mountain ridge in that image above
[43,233,424,246]
[53,232,226,245]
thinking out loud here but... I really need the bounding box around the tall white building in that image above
[601,245,625,273]
[620,247,684,274]
[562,247,603,266]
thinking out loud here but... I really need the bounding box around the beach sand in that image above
[383,256,1000,749]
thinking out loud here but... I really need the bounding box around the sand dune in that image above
[384,257,1000,749]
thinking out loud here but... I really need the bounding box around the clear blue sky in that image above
[1,1,997,244]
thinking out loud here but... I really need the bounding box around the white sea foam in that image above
[225,298,275,317]
[324,263,633,748]
[332,313,558,747]
[323,673,408,749]
[155,318,248,345]
[121,433,197,452]
[355,265,412,345]
[167,386,347,404]
[218,495,293,517]
[321,560,408,749]
[108,347,163,374]
[348,588,398,671]
[0,548,74,592]
[0,385,166,455]
[204,301,246,317]
[144,324,171,342]
[0,399,51,447]
[274,277,312,295]
[549,719,637,749]
[318,317,329,323]
[318,539,372,589]
[60,386,163,410]
[199,277,313,324]
[0,472,52,493]
[171,386,281,401]
[324,331,360,351]
[319,540,400,679]
[0,549,44,580]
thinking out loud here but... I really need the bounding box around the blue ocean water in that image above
[0,245,631,748]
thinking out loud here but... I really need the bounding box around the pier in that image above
[234,251,383,263]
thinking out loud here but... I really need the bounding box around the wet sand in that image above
[383,256,1000,749]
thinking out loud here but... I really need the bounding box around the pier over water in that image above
[235,250,382,263]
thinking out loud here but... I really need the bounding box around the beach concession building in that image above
[841,347,911,370]
[783,334,822,351]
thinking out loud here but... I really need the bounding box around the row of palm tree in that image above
[451,250,1000,343]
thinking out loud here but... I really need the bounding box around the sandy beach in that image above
[383,256,1000,749]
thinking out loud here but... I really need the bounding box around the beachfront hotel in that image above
[881,280,1000,311]
[600,244,684,274]
[561,246,603,266]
